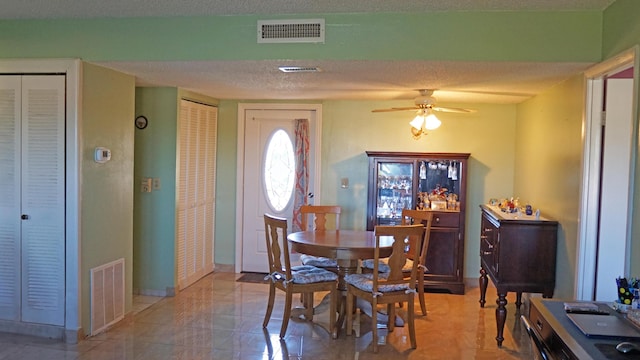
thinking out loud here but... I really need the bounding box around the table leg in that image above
[335,259,359,336]
[495,291,507,347]
[479,267,488,308]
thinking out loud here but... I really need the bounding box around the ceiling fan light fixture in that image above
[424,112,442,130]
[409,114,425,130]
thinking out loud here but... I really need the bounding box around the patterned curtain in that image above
[292,119,310,232]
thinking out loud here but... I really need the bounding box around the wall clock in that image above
[135,115,148,129]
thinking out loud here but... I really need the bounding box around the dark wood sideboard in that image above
[479,204,558,346]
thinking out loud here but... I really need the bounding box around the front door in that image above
[240,107,319,273]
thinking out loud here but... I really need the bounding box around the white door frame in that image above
[235,103,322,273]
[576,46,639,300]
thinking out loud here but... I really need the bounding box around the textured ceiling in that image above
[3,0,615,103]
[98,59,594,103]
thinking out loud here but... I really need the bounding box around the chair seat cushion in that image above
[300,254,338,268]
[288,265,338,284]
[344,273,411,293]
[361,258,412,273]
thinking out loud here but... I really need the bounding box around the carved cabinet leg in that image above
[479,267,488,308]
[495,292,507,347]
[515,292,522,309]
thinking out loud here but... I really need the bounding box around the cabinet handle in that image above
[487,244,493,249]
[482,251,492,255]
[535,319,544,331]
[484,228,493,232]
[21,214,29,220]
[435,217,440,223]
[480,235,488,239]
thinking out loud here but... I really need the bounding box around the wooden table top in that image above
[287,230,393,260]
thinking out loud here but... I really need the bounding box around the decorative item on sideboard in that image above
[488,197,538,219]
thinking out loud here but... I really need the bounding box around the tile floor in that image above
[0,272,533,359]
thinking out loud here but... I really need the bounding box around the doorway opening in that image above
[577,46,639,301]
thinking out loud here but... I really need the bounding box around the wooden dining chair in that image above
[400,209,433,316]
[299,205,341,269]
[361,209,433,315]
[345,224,426,352]
[262,214,339,339]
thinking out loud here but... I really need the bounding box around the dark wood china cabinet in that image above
[366,151,470,294]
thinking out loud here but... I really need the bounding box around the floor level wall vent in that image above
[90,258,125,336]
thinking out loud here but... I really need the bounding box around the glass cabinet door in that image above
[375,161,413,225]
[417,159,462,212]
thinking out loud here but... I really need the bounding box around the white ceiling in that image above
[3,0,616,103]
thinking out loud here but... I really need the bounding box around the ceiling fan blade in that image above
[372,106,419,113]
[432,106,477,114]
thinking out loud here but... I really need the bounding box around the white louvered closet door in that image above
[0,75,65,326]
[177,100,217,290]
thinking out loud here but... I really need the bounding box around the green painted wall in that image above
[81,63,135,334]
[514,75,585,299]
[213,100,239,265]
[0,12,601,63]
[602,0,640,58]
[133,88,218,294]
[134,87,179,294]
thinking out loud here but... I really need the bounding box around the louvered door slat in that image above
[20,75,65,326]
[0,76,21,321]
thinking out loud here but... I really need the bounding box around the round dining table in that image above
[287,230,393,291]
[287,229,397,336]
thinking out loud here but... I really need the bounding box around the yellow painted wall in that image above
[514,75,585,299]
[81,63,135,334]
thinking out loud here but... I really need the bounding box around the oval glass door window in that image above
[264,129,295,212]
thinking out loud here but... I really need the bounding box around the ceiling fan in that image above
[372,89,476,139]
[371,89,476,114]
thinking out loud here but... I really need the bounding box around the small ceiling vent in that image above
[278,66,322,73]
[258,19,325,44]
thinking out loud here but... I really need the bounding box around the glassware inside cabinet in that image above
[376,162,413,224]
[417,159,461,212]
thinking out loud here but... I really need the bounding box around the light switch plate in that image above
[141,178,152,193]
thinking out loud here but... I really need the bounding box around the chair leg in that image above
[408,294,417,349]
[329,286,337,339]
[263,283,276,328]
[280,290,294,338]
[418,275,427,316]
[388,303,395,332]
[304,293,314,321]
[372,297,379,353]
[346,290,354,336]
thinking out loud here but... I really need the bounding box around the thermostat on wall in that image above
[95,147,111,163]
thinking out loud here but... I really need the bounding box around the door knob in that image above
[21,214,29,220]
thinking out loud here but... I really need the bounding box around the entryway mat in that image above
[236,272,269,284]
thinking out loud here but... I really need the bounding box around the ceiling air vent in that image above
[278,66,322,73]
[258,19,325,44]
